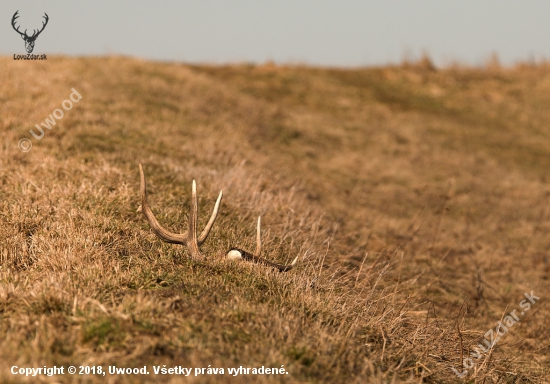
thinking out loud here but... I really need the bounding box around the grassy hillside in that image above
[0,56,549,383]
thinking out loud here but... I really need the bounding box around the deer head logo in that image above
[11,11,49,54]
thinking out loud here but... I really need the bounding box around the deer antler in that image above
[226,217,299,272]
[31,13,49,39]
[11,11,48,39]
[139,164,298,272]
[11,11,25,38]
[138,164,222,259]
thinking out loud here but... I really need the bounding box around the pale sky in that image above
[1,1,549,67]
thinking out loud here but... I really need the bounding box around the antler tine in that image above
[254,216,262,257]
[187,180,201,258]
[188,180,224,257]
[139,164,186,244]
[197,187,223,245]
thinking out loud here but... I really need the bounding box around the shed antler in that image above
[138,164,222,259]
[226,217,299,272]
[139,164,298,272]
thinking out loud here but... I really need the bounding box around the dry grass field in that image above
[0,56,549,383]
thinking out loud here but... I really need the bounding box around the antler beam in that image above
[226,217,299,272]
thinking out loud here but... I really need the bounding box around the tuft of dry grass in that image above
[0,56,549,382]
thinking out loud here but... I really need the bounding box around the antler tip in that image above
[214,190,223,208]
